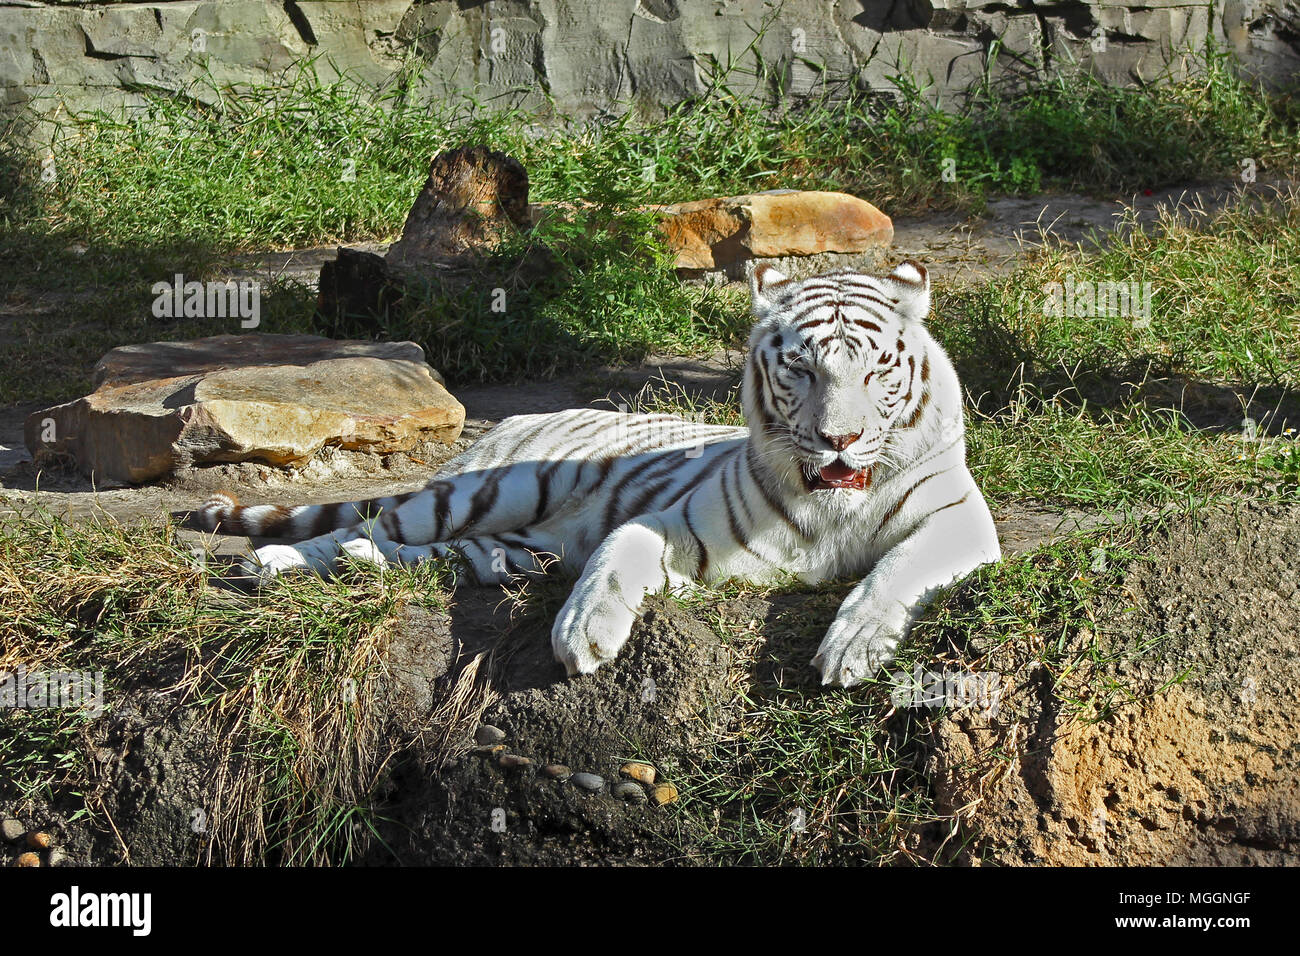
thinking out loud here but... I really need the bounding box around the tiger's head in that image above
[743,260,954,493]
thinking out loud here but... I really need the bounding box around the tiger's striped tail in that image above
[195,490,419,539]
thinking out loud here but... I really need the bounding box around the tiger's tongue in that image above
[819,462,859,483]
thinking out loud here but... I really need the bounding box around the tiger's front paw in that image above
[812,604,910,688]
[551,583,638,677]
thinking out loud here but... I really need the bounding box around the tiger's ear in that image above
[882,260,931,324]
[749,262,791,311]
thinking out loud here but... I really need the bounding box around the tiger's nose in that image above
[818,430,862,451]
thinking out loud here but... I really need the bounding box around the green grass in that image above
[0,707,95,823]
[939,192,1300,507]
[7,49,1294,253]
[947,201,1300,392]
[2,46,1296,395]
[316,202,753,382]
[0,500,487,865]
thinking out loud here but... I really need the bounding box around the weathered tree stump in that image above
[316,146,534,328]
[384,146,531,275]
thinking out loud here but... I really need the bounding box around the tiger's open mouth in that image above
[806,461,873,492]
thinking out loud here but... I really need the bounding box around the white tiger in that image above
[196,261,1001,687]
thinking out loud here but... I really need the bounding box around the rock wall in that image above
[1,1,1297,127]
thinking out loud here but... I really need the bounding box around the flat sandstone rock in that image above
[651,190,893,273]
[26,334,464,484]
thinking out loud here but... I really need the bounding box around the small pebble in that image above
[15,852,40,867]
[613,781,648,803]
[498,753,532,769]
[48,848,68,867]
[475,724,506,746]
[651,783,679,806]
[571,772,604,792]
[621,762,656,785]
[542,764,571,781]
[26,832,51,850]
[0,818,23,842]
[474,743,507,755]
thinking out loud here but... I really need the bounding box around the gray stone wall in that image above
[1,1,1297,127]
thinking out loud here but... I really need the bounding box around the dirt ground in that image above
[924,501,1300,866]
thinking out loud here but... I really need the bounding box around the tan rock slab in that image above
[26,334,464,484]
[651,190,893,271]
